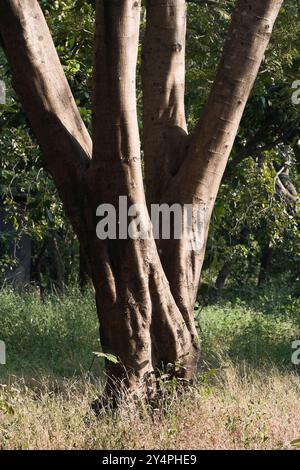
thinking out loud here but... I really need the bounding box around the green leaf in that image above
[291,438,300,447]
[93,352,119,364]
[215,8,231,21]
[0,400,14,415]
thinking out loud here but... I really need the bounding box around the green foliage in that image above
[200,302,298,367]
[0,288,100,376]
[0,281,299,378]
[93,352,119,365]
[196,274,300,367]
[206,152,300,285]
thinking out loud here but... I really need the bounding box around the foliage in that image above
[0,280,299,378]
[0,286,299,449]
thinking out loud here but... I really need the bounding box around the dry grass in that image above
[1,288,299,449]
[0,362,299,450]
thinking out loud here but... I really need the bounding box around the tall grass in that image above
[0,284,299,449]
[0,365,299,450]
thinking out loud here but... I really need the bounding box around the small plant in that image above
[291,438,300,448]
[92,352,119,364]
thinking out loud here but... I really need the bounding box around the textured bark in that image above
[91,0,198,400]
[142,0,188,204]
[0,0,283,403]
[156,0,283,327]
[0,0,92,245]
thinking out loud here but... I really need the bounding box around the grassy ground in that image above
[0,283,299,450]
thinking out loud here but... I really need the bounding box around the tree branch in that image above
[92,0,143,203]
[142,0,188,204]
[223,136,282,181]
[157,0,283,321]
[0,0,92,241]
[173,0,283,206]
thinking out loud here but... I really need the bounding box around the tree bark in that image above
[0,0,92,246]
[142,0,188,204]
[215,261,231,291]
[90,0,198,403]
[0,0,283,405]
[144,0,283,335]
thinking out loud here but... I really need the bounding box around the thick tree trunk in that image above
[90,0,198,402]
[0,0,283,405]
[142,0,283,336]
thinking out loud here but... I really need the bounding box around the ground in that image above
[0,282,299,450]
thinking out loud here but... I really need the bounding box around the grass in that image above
[0,283,299,450]
[0,365,299,450]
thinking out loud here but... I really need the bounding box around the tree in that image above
[0,0,283,405]
[0,1,95,291]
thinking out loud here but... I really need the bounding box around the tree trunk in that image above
[258,242,272,286]
[79,244,92,289]
[90,0,199,402]
[0,0,283,405]
[142,0,283,341]
[215,261,232,291]
[0,207,32,290]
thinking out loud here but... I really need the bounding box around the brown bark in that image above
[215,261,231,291]
[143,0,283,334]
[0,0,92,245]
[90,0,198,401]
[142,0,188,204]
[0,0,283,404]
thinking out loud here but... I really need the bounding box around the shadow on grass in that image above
[198,276,300,317]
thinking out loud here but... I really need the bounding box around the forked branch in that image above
[175,0,284,206]
[0,0,92,240]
